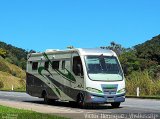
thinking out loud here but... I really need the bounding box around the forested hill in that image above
[134,34,160,64]
[133,34,160,77]
[0,41,28,69]
[104,34,160,96]
[100,34,160,81]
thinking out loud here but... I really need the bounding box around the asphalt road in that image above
[0,91,160,119]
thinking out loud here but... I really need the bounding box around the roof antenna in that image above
[67,46,74,49]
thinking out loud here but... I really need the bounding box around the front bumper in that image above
[85,92,125,104]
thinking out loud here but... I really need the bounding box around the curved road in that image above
[0,91,160,119]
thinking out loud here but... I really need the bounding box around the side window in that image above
[62,60,65,70]
[32,62,38,70]
[52,61,59,69]
[44,61,49,69]
[73,56,83,76]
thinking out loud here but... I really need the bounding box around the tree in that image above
[119,49,140,75]
[0,81,4,88]
[0,41,28,69]
[100,41,125,56]
[134,34,160,64]
[19,58,27,69]
[0,48,7,58]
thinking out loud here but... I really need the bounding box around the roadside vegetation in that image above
[0,42,28,70]
[0,58,26,91]
[0,105,69,119]
[0,71,25,91]
[126,70,160,96]
[0,42,28,91]
[102,34,160,97]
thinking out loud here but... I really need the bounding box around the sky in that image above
[0,0,160,52]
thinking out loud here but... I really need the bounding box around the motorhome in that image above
[26,48,125,108]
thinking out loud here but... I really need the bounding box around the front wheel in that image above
[77,94,86,108]
[111,102,121,108]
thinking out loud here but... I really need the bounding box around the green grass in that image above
[0,105,69,119]
[126,70,160,96]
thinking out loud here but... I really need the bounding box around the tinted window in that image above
[52,61,59,69]
[86,56,121,74]
[73,56,83,76]
[44,61,49,69]
[32,62,38,70]
[85,55,123,81]
[62,60,65,70]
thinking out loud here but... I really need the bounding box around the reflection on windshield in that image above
[85,55,123,81]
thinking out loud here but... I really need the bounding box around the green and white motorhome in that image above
[26,48,125,108]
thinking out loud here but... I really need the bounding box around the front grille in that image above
[103,88,117,94]
[101,84,118,95]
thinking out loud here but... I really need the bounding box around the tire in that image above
[43,92,50,104]
[77,93,86,108]
[69,101,77,107]
[111,102,121,108]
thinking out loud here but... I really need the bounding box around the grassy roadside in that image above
[126,95,160,100]
[0,58,26,92]
[0,71,26,92]
[126,71,160,96]
[0,105,69,119]
[0,89,26,92]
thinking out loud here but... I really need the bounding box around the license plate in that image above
[107,98,114,102]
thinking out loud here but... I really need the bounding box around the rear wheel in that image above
[42,92,51,104]
[111,102,120,108]
[44,93,49,104]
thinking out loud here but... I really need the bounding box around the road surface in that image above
[0,91,159,119]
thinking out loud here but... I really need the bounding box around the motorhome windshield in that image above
[85,55,123,81]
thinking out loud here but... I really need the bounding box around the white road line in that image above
[1,94,31,98]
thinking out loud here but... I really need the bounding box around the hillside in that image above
[135,34,160,64]
[102,35,160,96]
[119,35,160,96]
[0,56,26,91]
[0,41,28,69]
[0,71,25,91]
[0,58,26,79]
[0,41,28,91]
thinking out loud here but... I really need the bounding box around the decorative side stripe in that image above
[39,52,76,83]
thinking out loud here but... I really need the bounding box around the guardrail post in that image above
[12,85,14,91]
[137,87,140,97]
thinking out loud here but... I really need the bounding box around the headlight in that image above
[86,87,103,94]
[117,88,125,94]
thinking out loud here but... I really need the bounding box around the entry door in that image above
[72,53,84,91]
